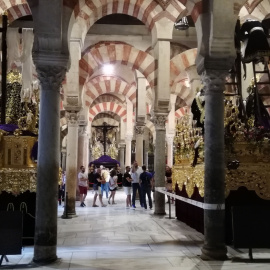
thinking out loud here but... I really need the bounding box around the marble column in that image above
[61,147,67,171]
[143,128,149,169]
[77,125,89,171]
[125,134,132,167]
[166,134,174,167]
[135,126,144,166]
[152,114,167,215]
[201,70,227,260]
[64,111,79,218]
[118,143,125,173]
[33,59,68,263]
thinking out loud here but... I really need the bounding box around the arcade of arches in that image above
[1,0,270,264]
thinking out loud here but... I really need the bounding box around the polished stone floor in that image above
[2,189,270,269]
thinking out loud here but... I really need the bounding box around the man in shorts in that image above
[78,165,88,207]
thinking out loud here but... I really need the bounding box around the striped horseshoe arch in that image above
[0,1,31,23]
[69,0,185,40]
[170,48,197,86]
[85,78,137,107]
[80,43,156,89]
[89,102,127,122]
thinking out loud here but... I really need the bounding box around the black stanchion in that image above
[61,192,72,219]
[168,195,171,219]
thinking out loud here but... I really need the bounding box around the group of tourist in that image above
[76,161,159,210]
[60,163,173,209]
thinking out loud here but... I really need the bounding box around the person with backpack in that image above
[139,165,153,210]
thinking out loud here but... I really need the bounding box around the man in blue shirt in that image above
[139,165,153,210]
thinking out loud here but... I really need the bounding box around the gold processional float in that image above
[172,95,270,201]
[0,71,38,195]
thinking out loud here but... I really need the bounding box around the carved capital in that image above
[33,53,69,91]
[151,113,167,130]
[135,126,145,135]
[118,143,126,149]
[201,70,227,95]
[65,111,79,126]
[78,126,88,136]
[35,65,66,92]
[125,134,133,142]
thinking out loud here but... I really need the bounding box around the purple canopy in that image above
[0,124,18,132]
[89,155,120,168]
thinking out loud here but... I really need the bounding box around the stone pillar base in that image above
[201,245,228,261]
[153,192,166,215]
[33,245,57,264]
[63,198,77,218]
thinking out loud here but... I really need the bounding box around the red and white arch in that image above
[69,0,186,41]
[84,78,137,107]
[170,48,197,86]
[0,0,31,23]
[80,43,156,89]
[89,102,127,122]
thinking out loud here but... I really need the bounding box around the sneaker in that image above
[80,203,84,207]
[132,205,136,208]
[82,202,86,206]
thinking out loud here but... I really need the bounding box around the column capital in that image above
[125,134,133,141]
[151,113,167,130]
[118,143,126,149]
[201,69,228,95]
[78,125,88,136]
[64,96,82,112]
[33,53,69,91]
[35,64,67,92]
[65,110,79,127]
[135,126,145,135]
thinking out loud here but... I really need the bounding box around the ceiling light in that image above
[103,64,114,74]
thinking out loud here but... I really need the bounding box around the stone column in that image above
[61,147,67,171]
[166,134,174,167]
[152,113,167,215]
[144,129,149,169]
[64,111,79,218]
[201,69,227,260]
[125,134,132,167]
[135,126,144,166]
[118,143,125,173]
[33,58,68,263]
[77,125,89,171]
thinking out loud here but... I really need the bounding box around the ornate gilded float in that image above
[0,71,38,195]
[172,101,270,200]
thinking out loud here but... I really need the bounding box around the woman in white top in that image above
[108,169,118,205]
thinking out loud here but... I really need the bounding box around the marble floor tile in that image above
[2,189,270,270]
